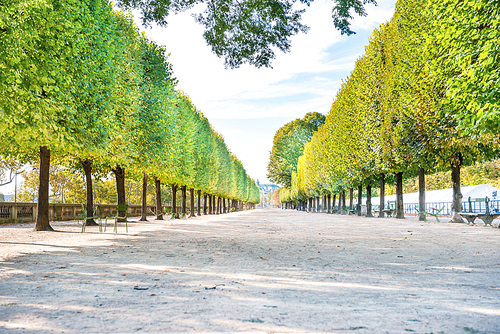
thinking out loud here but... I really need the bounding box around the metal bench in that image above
[459,197,499,227]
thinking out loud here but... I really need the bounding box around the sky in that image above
[0,0,396,196]
[133,0,397,186]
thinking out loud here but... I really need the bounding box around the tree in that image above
[267,112,325,188]
[115,0,378,68]
[426,0,500,135]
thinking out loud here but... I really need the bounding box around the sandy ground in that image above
[0,208,499,334]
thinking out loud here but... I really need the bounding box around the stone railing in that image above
[0,202,178,224]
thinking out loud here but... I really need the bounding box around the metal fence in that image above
[397,199,500,215]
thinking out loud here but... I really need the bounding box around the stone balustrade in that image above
[0,202,177,224]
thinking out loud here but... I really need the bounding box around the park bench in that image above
[378,201,395,217]
[459,197,500,227]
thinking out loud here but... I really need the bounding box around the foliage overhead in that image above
[115,0,379,68]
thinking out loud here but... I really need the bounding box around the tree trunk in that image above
[171,184,177,219]
[81,158,97,226]
[197,190,201,216]
[113,165,126,222]
[34,146,53,231]
[181,186,187,216]
[450,154,463,223]
[327,194,331,214]
[366,185,373,217]
[379,173,385,218]
[209,195,213,214]
[223,198,227,213]
[155,178,163,220]
[332,194,337,213]
[395,172,404,219]
[418,167,426,221]
[189,188,195,218]
[357,185,362,216]
[203,194,208,215]
[342,190,346,214]
[140,173,147,221]
[349,188,353,213]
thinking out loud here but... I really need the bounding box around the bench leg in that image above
[465,216,476,225]
[482,216,494,227]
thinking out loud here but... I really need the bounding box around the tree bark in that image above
[197,190,201,216]
[34,146,53,231]
[395,172,404,219]
[140,173,147,221]
[379,173,385,218]
[223,198,227,213]
[327,194,331,214]
[155,178,163,220]
[450,154,463,223]
[208,195,212,214]
[341,190,346,214]
[189,188,195,218]
[357,185,362,216]
[332,194,337,213]
[366,185,373,217]
[349,188,354,213]
[171,184,177,219]
[418,168,426,221]
[181,186,187,216]
[113,165,126,222]
[81,158,97,226]
[203,194,208,215]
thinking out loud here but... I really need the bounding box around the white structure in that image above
[365,184,499,206]
[362,184,500,215]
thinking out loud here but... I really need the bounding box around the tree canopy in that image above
[0,0,260,230]
[267,112,325,188]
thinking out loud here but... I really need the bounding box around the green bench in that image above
[459,197,499,227]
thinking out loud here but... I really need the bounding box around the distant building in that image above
[256,180,279,207]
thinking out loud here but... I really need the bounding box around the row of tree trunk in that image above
[281,163,463,222]
[34,146,249,231]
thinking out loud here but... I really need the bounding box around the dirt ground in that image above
[0,208,499,334]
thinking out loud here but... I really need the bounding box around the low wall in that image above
[0,202,178,224]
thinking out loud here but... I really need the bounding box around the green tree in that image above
[267,112,325,188]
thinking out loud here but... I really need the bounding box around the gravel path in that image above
[1,208,499,333]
